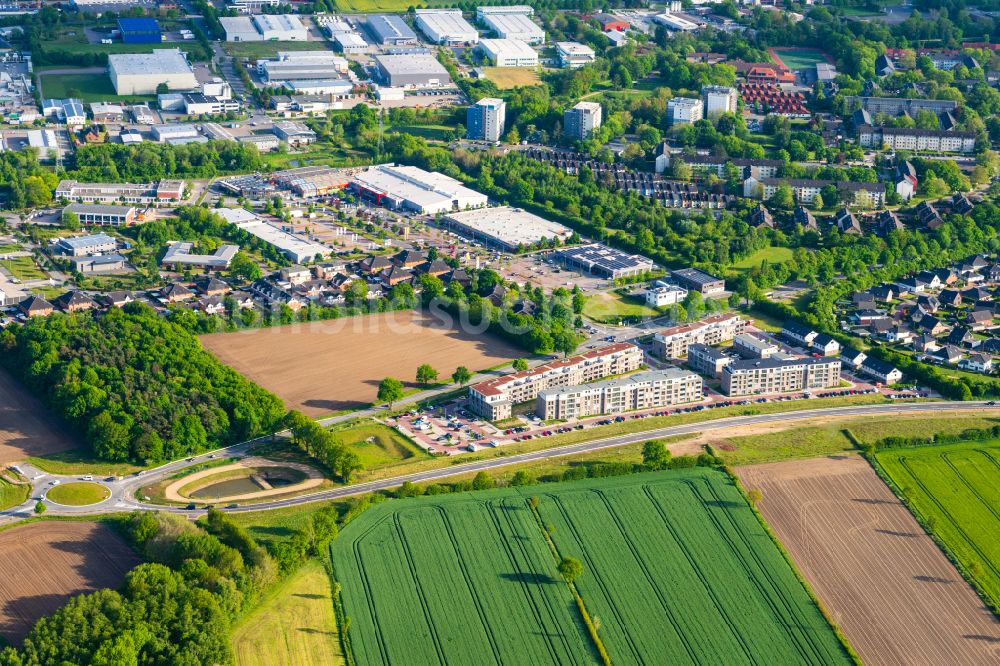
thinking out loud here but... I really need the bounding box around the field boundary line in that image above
[347,513,394,665]
[392,512,449,665]
[941,451,1000,524]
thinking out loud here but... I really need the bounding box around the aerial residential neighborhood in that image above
[0,0,996,664]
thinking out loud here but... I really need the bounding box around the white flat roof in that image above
[108,49,193,76]
[415,9,478,41]
[482,12,544,39]
[478,38,537,60]
[352,164,486,212]
[214,208,328,262]
[556,41,595,57]
[446,206,571,248]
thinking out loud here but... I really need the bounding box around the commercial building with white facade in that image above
[415,9,479,44]
[476,5,534,19]
[555,41,595,68]
[351,164,487,215]
[476,38,538,67]
[537,368,703,420]
[467,97,506,142]
[214,208,329,263]
[481,12,544,43]
[722,357,841,396]
[469,342,643,420]
[667,96,703,125]
[258,51,350,83]
[564,100,602,140]
[857,125,976,154]
[645,281,688,307]
[55,179,185,205]
[108,49,198,95]
[162,241,239,272]
[366,15,418,45]
[703,85,737,117]
[445,206,571,251]
[375,54,452,88]
[220,14,308,41]
[654,313,747,358]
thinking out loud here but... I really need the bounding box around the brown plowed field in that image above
[0,368,79,464]
[0,522,140,645]
[200,310,522,416]
[736,454,1000,666]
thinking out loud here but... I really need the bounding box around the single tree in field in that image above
[642,440,671,470]
[377,377,404,408]
[452,366,472,386]
[558,556,584,583]
[416,364,438,385]
[34,500,46,515]
[747,488,763,508]
[512,358,529,372]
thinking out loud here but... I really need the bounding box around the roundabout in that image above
[163,457,324,504]
[45,482,111,507]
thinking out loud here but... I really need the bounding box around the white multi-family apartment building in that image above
[857,125,976,154]
[469,342,643,420]
[653,313,746,359]
[536,368,703,420]
[722,357,841,396]
[743,177,885,207]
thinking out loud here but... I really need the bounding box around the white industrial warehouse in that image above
[477,38,538,67]
[480,12,545,44]
[220,14,308,41]
[108,49,198,95]
[351,164,487,215]
[444,206,571,251]
[214,208,329,263]
[414,9,479,44]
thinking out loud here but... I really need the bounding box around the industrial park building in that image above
[537,368,703,420]
[375,54,452,88]
[258,51,350,83]
[476,38,538,67]
[220,14,308,42]
[55,179,185,205]
[214,208,329,263]
[467,97,506,142]
[554,243,654,279]
[722,357,842,396]
[469,343,643,421]
[555,41,595,68]
[350,164,487,215]
[476,5,534,19]
[162,241,239,272]
[653,313,747,358]
[445,206,571,251]
[108,49,197,95]
[118,18,161,44]
[63,203,138,227]
[366,15,418,45]
[563,100,602,139]
[415,9,479,44]
[480,11,544,43]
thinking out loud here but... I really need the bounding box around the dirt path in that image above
[736,454,1000,666]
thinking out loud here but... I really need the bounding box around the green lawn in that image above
[877,440,1000,608]
[27,451,145,477]
[729,246,795,275]
[223,41,328,59]
[232,560,344,666]
[583,291,660,322]
[1,256,46,281]
[389,124,455,141]
[333,422,429,470]
[0,477,29,511]
[331,469,852,665]
[715,424,856,466]
[40,73,154,104]
[769,48,831,72]
[46,481,110,506]
[0,244,21,253]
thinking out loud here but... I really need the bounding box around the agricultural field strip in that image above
[339,499,594,665]
[737,456,998,666]
[537,479,845,665]
[879,445,1000,603]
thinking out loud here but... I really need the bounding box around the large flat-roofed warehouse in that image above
[214,208,329,263]
[415,9,478,44]
[118,17,161,43]
[445,206,570,251]
[670,267,725,295]
[272,166,349,197]
[477,38,538,67]
[162,241,239,272]
[555,243,655,279]
[351,163,487,215]
[55,179,185,204]
[108,49,197,95]
[258,51,350,82]
[481,12,545,44]
[375,54,452,88]
[366,14,418,45]
[220,14,308,41]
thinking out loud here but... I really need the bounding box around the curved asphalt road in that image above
[10,399,985,521]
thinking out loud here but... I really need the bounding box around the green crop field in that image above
[878,440,1000,607]
[332,470,851,665]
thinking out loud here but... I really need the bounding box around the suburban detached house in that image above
[871,285,895,302]
[917,314,947,336]
[911,334,938,353]
[781,321,818,347]
[840,347,867,370]
[946,326,976,348]
[967,309,994,331]
[939,289,963,307]
[55,291,97,313]
[860,357,903,385]
[811,333,841,356]
[18,295,54,318]
[885,326,913,344]
[932,345,963,365]
[160,283,194,303]
[101,291,134,308]
[960,353,994,374]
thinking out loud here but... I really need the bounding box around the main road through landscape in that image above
[6,400,998,522]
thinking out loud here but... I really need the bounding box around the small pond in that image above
[189,467,307,499]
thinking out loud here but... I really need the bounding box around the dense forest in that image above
[0,303,286,463]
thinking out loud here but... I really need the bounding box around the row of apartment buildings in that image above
[537,368,703,420]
